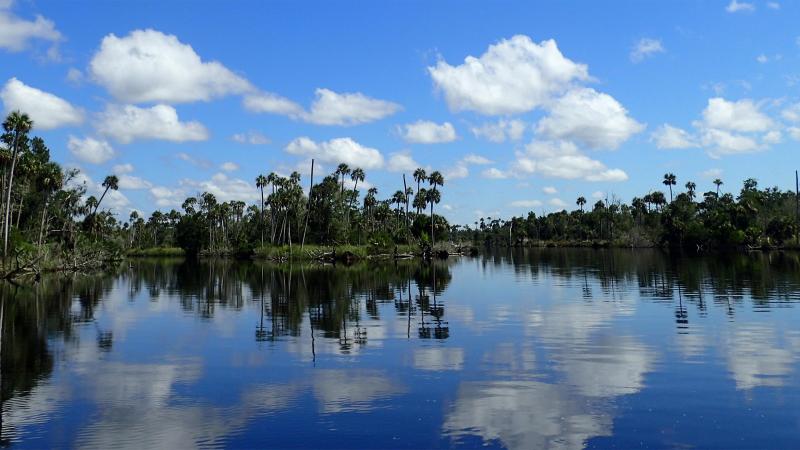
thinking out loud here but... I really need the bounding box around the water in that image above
[3,249,800,449]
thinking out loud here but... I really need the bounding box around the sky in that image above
[2,0,800,225]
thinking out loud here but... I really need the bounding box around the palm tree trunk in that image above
[94,186,110,215]
[260,187,265,248]
[430,201,435,248]
[38,197,49,253]
[4,132,19,256]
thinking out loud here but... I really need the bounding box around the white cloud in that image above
[462,154,492,165]
[302,88,400,125]
[630,38,664,63]
[112,163,134,174]
[763,129,782,144]
[0,5,61,52]
[231,131,270,145]
[651,124,698,149]
[220,161,239,172]
[1,78,83,129]
[399,120,457,143]
[428,35,589,115]
[781,102,800,122]
[700,128,762,157]
[242,91,304,116]
[512,140,629,182]
[244,88,399,126]
[180,172,259,202]
[445,164,469,180]
[67,136,116,164]
[756,54,769,64]
[471,119,526,143]
[285,137,383,169]
[535,88,645,149]
[549,198,567,208]
[788,126,800,141]
[510,200,542,208]
[386,150,421,173]
[118,174,152,190]
[726,0,754,12]
[89,29,252,103]
[591,191,605,199]
[97,104,209,144]
[767,1,780,9]
[481,168,508,179]
[66,68,84,85]
[175,152,212,169]
[150,186,186,208]
[701,97,773,132]
[542,186,557,194]
[701,168,723,179]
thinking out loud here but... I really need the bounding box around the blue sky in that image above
[2,0,800,224]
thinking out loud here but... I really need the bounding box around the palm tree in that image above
[336,163,350,197]
[413,168,427,214]
[348,168,365,226]
[94,175,119,214]
[2,111,33,255]
[685,181,696,201]
[426,188,441,246]
[427,171,444,247]
[663,173,676,202]
[576,196,586,212]
[713,178,723,196]
[255,174,268,246]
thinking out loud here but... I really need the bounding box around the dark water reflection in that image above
[3,249,800,448]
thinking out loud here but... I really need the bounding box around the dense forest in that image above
[3,110,800,272]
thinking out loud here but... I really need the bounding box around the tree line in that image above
[456,172,800,250]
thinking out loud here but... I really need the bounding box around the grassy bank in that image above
[127,247,186,257]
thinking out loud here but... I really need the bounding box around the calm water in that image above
[3,249,800,449]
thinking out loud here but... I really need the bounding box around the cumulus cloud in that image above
[549,198,568,208]
[701,97,773,132]
[0,3,61,53]
[651,124,699,149]
[471,119,526,143]
[231,131,270,145]
[512,140,629,182]
[302,88,400,125]
[542,186,557,194]
[112,163,153,190]
[699,128,763,157]
[726,0,755,12]
[399,120,457,143]
[428,35,589,115]
[630,38,664,63]
[67,136,116,164]
[285,137,383,169]
[220,161,239,172]
[535,88,645,149]
[767,1,780,9]
[462,154,492,165]
[180,172,259,202]
[510,200,542,208]
[1,78,83,129]
[97,104,209,144]
[445,164,469,180]
[242,91,304,116]
[149,186,186,208]
[481,168,508,179]
[89,29,252,103]
[244,88,400,126]
[386,150,422,173]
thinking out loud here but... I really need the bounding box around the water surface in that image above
[3,249,800,448]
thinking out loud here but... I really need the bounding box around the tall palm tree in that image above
[713,178,723,196]
[663,173,676,202]
[255,174,268,246]
[2,111,33,255]
[426,188,441,247]
[685,181,696,201]
[348,168,365,226]
[413,168,427,214]
[336,163,350,197]
[94,175,119,214]
[427,171,444,247]
[576,196,586,212]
